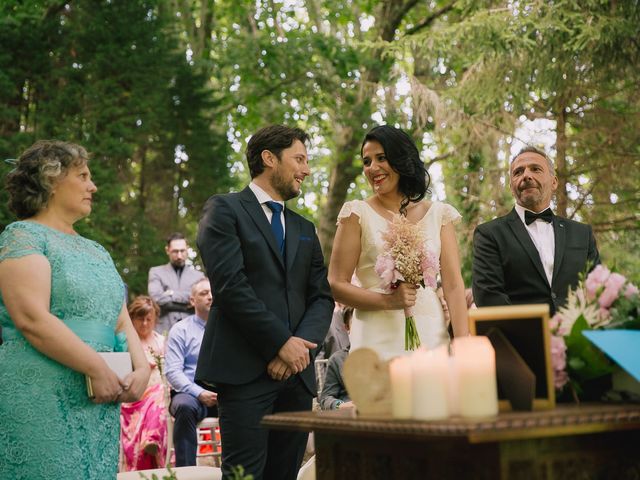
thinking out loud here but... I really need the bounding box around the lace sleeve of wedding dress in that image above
[336,200,364,225]
[440,203,463,226]
[0,222,46,261]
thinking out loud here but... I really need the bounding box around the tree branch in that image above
[593,217,640,232]
[43,1,70,20]
[379,0,420,41]
[566,183,596,221]
[424,152,453,169]
[404,1,457,36]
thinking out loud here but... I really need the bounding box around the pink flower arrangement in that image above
[374,214,439,350]
[550,265,639,397]
[550,335,569,390]
[584,265,630,309]
[585,265,610,299]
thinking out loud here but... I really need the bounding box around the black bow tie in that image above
[524,208,553,225]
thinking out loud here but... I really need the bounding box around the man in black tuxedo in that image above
[472,146,600,315]
[195,125,334,480]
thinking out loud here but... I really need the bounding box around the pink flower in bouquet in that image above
[605,272,626,293]
[598,307,611,321]
[420,250,439,289]
[598,273,626,308]
[550,335,569,389]
[375,214,438,350]
[625,283,639,299]
[597,288,618,309]
[585,265,610,300]
[375,254,404,287]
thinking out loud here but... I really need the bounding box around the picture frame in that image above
[468,304,555,411]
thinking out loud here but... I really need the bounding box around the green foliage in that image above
[230,465,254,480]
[1,0,637,293]
[0,0,234,296]
[395,0,640,278]
[565,315,614,386]
[603,296,640,331]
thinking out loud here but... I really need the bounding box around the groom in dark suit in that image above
[195,125,334,480]
[472,146,600,315]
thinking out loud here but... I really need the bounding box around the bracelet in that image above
[334,400,343,409]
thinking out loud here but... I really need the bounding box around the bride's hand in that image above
[386,282,418,310]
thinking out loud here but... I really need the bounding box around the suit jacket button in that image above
[551,293,557,299]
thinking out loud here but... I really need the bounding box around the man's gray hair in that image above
[511,145,555,174]
[190,277,210,296]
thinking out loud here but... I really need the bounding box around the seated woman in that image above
[120,296,167,470]
[319,348,354,411]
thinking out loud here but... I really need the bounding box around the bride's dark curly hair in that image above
[361,125,430,216]
[6,140,89,219]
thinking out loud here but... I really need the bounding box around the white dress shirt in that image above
[515,204,555,286]
[249,182,286,236]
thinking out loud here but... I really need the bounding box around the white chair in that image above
[165,414,221,468]
[195,417,222,467]
[162,369,222,467]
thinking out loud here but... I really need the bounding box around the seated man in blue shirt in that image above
[165,277,217,466]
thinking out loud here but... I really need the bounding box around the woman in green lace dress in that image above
[0,141,150,479]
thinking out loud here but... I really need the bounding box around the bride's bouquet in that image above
[374,214,439,350]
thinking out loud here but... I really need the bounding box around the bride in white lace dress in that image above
[328,125,469,360]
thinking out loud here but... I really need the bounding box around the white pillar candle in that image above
[389,355,412,419]
[411,345,450,421]
[447,355,460,417]
[453,336,498,418]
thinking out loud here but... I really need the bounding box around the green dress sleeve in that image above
[0,222,47,262]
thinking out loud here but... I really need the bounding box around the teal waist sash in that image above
[2,319,117,350]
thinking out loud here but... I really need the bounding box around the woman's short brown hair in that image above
[5,140,89,219]
[128,296,160,322]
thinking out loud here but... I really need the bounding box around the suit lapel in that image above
[238,187,285,269]
[285,209,300,272]
[506,208,549,287]
[552,215,566,285]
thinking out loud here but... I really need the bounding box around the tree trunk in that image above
[135,145,148,212]
[555,103,568,217]
[317,127,363,260]
[198,0,214,60]
[316,0,418,260]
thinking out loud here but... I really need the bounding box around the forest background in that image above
[1,0,638,298]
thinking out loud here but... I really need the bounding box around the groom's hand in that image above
[267,357,293,381]
[278,336,317,373]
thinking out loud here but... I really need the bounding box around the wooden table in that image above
[263,404,640,479]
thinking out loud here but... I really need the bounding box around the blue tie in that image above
[265,201,285,255]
